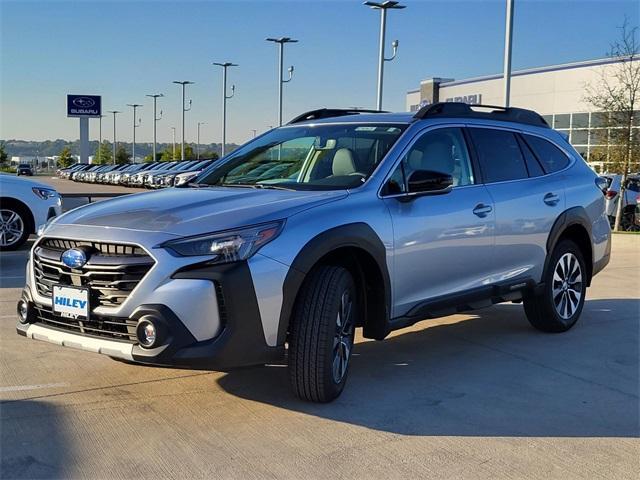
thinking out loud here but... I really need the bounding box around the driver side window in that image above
[386,127,474,194]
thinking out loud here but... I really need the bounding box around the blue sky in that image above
[1,0,638,144]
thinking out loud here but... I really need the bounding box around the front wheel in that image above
[524,239,586,332]
[0,206,29,251]
[288,265,357,402]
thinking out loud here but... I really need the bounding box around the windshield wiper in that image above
[220,183,296,191]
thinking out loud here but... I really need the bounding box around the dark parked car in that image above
[16,164,33,176]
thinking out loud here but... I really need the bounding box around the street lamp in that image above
[170,127,176,160]
[146,94,164,161]
[97,114,105,163]
[127,104,142,162]
[173,81,194,160]
[503,0,514,107]
[197,122,206,160]
[363,1,405,110]
[213,62,238,157]
[266,37,298,126]
[107,110,121,164]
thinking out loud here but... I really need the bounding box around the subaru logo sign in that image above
[61,248,88,269]
[72,97,95,108]
[67,94,101,117]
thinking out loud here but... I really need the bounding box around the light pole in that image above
[97,114,105,163]
[146,94,164,161]
[127,104,142,163]
[173,81,194,160]
[503,0,514,107]
[171,127,176,160]
[197,122,206,160]
[251,129,257,138]
[213,62,238,156]
[266,37,297,126]
[108,110,121,164]
[364,1,404,110]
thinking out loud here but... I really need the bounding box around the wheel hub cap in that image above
[552,252,583,320]
[0,209,25,247]
[332,290,354,384]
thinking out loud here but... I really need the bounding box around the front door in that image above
[382,126,495,318]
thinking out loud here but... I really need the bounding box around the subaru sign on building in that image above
[67,94,101,117]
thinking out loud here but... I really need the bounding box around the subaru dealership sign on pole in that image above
[67,95,101,164]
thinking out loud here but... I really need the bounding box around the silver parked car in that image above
[17,103,611,402]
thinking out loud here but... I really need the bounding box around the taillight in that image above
[605,190,618,200]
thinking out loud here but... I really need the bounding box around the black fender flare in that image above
[544,206,593,284]
[276,222,391,344]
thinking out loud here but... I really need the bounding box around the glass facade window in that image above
[574,146,588,161]
[590,129,608,145]
[554,114,570,129]
[542,115,553,126]
[571,129,588,144]
[572,113,589,128]
[591,112,609,127]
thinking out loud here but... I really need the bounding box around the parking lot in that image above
[1,223,638,478]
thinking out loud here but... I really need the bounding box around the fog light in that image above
[17,300,30,324]
[136,319,157,348]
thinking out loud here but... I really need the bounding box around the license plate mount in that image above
[52,285,90,319]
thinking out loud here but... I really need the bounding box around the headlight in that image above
[32,187,58,200]
[175,172,197,186]
[162,221,284,261]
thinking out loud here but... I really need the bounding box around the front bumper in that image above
[18,255,284,370]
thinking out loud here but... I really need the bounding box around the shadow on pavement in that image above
[218,299,639,438]
[1,401,72,479]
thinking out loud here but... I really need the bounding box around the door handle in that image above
[544,192,560,206]
[473,204,493,217]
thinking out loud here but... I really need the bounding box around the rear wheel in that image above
[288,265,357,402]
[524,239,586,332]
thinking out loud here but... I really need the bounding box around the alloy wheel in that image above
[332,289,355,384]
[552,252,583,320]
[0,209,25,248]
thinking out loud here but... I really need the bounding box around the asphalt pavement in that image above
[1,232,638,479]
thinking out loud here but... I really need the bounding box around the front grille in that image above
[32,303,137,343]
[33,238,154,309]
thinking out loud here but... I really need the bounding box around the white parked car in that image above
[0,174,62,250]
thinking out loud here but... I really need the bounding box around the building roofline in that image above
[416,56,636,90]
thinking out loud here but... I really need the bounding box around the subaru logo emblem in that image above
[61,248,87,269]
[72,97,95,108]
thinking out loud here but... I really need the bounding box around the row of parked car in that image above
[57,159,217,188]
[602,173,640,231]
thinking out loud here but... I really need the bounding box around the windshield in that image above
[196,123,407,190]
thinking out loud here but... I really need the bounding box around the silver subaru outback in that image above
[17,103,611,402]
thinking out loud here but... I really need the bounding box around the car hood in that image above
[0,174,53,190]
[55,186,347,236]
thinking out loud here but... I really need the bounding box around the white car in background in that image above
[0,174,62,250]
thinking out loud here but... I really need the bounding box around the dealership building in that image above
[406,57,639,172]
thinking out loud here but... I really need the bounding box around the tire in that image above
[0,203,30,251]
[288,265,358,402]
[524,239,587,333]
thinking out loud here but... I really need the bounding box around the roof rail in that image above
[413,102,549,128]
[288,108,389,124]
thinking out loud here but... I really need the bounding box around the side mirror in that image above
[407,169,453,194]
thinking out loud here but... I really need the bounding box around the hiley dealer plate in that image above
[52,285,89,319]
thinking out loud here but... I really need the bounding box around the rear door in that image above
[467,127,567,284]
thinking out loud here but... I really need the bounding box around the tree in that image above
[115,145,131,164]
[160,145,196,161]
[199,151,219,160]
[585,19,640,231]
[0,141,8,167]
[143,152,163,162]
[94,141,113,165]
[58,147,74,168]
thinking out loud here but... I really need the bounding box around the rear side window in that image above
[516,135,545,177]
[523,134,570,173]
[468,128,529,183]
